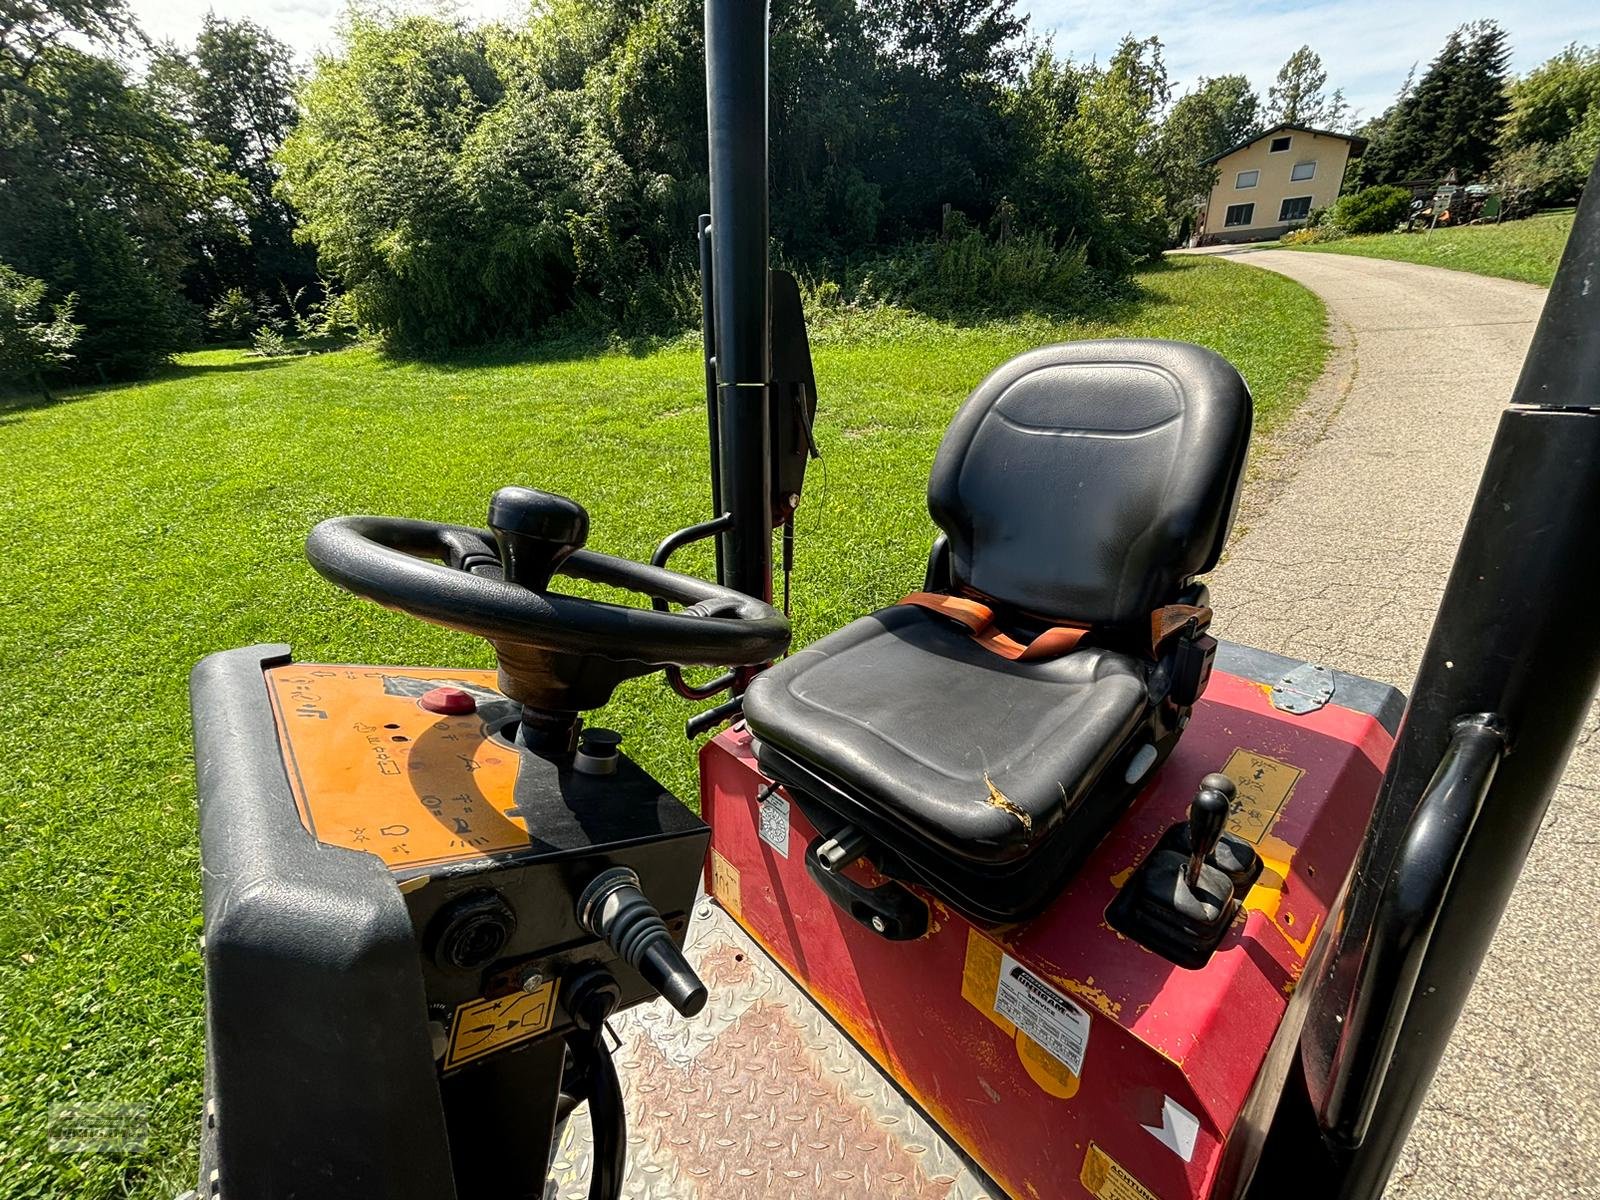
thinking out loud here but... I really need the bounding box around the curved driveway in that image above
[1200,248,1598,1199]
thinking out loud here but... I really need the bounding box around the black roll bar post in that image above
[703,0,774,629]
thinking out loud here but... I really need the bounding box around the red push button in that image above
[420,687,476,715]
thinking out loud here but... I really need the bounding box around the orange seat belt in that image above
[898,592,1211,663]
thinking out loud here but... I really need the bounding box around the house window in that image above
[1270,136,1292,152]
[1291,161,1316,181]
[1236,169,1260,189]
[1279,196,1313,222]
[1224,203,1255,227]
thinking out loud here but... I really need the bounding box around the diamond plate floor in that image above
[548,899,998,1200]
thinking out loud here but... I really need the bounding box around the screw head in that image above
[519,967,545,993]
[869,915,887,934]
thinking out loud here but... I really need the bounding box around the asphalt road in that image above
[1201,248,1599,1198]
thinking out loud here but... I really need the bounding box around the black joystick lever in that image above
[488,485,589,591]
[1186,773,1234,887]
[1106,771,1264,969]
[577,867,707,1018]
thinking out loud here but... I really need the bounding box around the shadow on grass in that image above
[156,356,296,380]
[0,354,298,424]
[370,328,690,374]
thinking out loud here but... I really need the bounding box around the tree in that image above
[1155,74,1261,237]
[0,0,244,375]
[0,264,82,398]
[151,16,312,306]
[1061,35,1171,265]
[860,0,1033,236]
[1497,44,1600,203]
[1266,45,1349,129]
[279,0,1111,348]
[1503,44,1600,149]
[1360,21,1511,184]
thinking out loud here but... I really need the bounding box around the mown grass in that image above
[0,256,1325,1199]
[1289,209,1574,286]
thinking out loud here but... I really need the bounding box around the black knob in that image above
[429,889,517,972]
[487,486,589,591]
[1186,773,1236,888]
[577,868,706,1018]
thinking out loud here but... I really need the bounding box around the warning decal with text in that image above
[1081,1143,1160,1200]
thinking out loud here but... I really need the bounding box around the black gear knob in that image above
[1186,773,1236,888]
[487,486,589,591]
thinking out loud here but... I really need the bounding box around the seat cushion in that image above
[741,604,1150,866]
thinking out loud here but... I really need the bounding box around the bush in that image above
[250,326,291,357]
[0,263,83,394]
[1281,225,1338,245]
[850,216,1098,318]
[207,288,259,340]
[1331,186,1413,235]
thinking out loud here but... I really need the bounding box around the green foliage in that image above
[1266,46,1349,129]
[1360,22,1512,185]
[0,263,82,391]
[1057,35,1171,266]
[0,3,245,376]
[1497,44,1600,204]
[250,325,292,357]
[150,16,314,309]
[848,215,1095,316]
[207,287,259,340]
[278,1,1158,349]
[1331,185,1413,235]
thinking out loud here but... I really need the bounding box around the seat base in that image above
[742,604,1181,922]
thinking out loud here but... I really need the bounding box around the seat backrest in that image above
[927,339,1252,626]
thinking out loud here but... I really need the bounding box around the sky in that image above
[125,0,1600,121]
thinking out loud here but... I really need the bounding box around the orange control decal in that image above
[266,664,533,872]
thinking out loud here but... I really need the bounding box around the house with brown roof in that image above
[1194,124,1367,245]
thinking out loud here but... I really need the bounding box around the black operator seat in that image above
[741,339,1253,923]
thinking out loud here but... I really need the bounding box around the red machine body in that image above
[702,659,1397,1200]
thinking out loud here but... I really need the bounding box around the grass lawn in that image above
[1289,209,1575,286]
[0,256,1324,1199]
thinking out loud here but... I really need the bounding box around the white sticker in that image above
[994,953,1090,1076]
[758,789,790,858]
[1142,1094,1201,1162]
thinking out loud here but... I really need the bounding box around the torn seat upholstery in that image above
[742,339,1253,922]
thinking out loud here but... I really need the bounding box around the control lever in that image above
[1106,771,1263,969]
[577,868,707,1017]
[1186,773,1234,887]
[487,485,589,590]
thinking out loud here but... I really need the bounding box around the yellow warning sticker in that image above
[961,928,1015,1035]
[1217,748,1304,843]
[710,848,741,917]
[444,981,559,1070]
[1081,1142,1160,1200]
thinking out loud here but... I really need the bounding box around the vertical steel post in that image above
[1288,154,1600,1197]
[697,213,725,582]
[703,0,773,606]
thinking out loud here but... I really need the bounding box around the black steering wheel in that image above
[305,486,790,669]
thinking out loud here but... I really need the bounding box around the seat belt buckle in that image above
[1169,632,1217,707]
